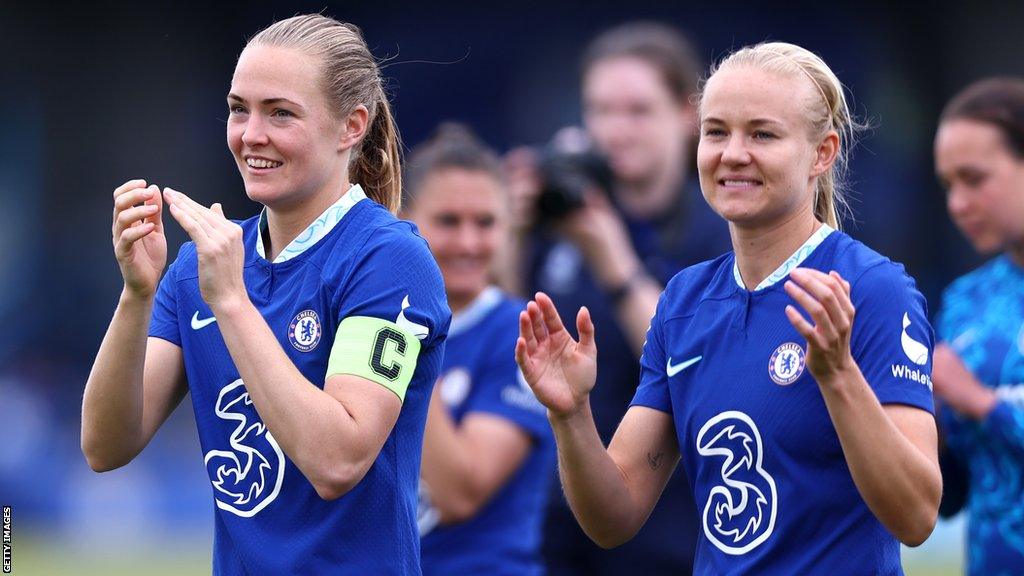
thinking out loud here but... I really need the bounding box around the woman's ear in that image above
[811,130,840,177]
[338,104,370,152]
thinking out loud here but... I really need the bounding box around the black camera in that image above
[535,128,615,222]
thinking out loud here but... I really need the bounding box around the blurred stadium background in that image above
[3,1,1021,574]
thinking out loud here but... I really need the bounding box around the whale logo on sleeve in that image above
[901,313,929,366]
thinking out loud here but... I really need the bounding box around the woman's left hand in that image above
[164,187,248,312]
[784,267,856,384]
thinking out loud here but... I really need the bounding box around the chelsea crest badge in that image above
[289,309,322,352]
[768,342,805,386]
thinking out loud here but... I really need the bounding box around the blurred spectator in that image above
[404,123,556,575]
[932,77,1024,575]
[504,22,731,575]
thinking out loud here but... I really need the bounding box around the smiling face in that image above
[406,168,505,312]
[935,118,1024,255]
[583,56,694,197]
[227,44,350,209]
[697,66,835,230]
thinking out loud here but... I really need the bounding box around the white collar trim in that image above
[449,286,503,338]
[733,224,834,291]
[256,184,367,263]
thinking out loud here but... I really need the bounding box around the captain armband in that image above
[326,316,422,402]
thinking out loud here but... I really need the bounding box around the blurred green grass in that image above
[7,531,960,575]
[9,534,209,576]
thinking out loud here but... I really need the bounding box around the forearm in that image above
[582,240,660,357]
[615,280,662,357]
[981,399,1024,457]
[421,400,485,522]
[819,365,941,545]
[81,289,153,469]
[213,298,368,495]
[550,402,646,548]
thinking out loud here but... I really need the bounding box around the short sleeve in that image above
[850,263,935,414]
[630,291,672,414]
[326,224,451,399]
[148,249,182,346]
[934,281,969,345]
[463,327,551,441]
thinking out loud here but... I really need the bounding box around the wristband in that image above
[607,270,646,305]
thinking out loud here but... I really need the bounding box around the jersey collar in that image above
[256,184,367,263]
[733,223,835,291]
[449,286,503,338]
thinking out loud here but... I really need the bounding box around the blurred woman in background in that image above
[404,124,556,576]
[505,22,730,574]
[933,77,1024,575]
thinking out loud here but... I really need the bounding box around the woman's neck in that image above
[731,205,821,290]
[264,182,350,261]
[447,288,486,315]
[1009,242,1024,269]
[614,160,686,220]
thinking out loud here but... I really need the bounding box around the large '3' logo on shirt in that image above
[696,411,777,555]
[203,379,285,518]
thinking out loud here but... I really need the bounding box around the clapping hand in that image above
[515,293,598,420]
[163,188,247,312]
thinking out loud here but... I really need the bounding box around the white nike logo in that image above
[667,355,702,377]
[396,295,429,341]
[191,311,217,330]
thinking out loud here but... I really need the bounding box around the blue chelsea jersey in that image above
[936,254,1024,575]
[148,186,451,575]
[631,227,935,575]
[419,287,556,576]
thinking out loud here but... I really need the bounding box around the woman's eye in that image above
[703,128,726,137]
[229,105,247,115]
[272,109,294,118]
[963,175,986,188]
[753,131,776,140]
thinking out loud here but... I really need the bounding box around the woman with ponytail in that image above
[516,42,941,574]
[82,14,450,574]
[933,77,1024,575]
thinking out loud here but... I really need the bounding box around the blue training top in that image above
[419,287,556,576]
[936,254,1024,576]
[631,226,935,575]
[149,185,451,575]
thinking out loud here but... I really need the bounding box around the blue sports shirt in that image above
[936,254,1024,575]
[631,226,935,575]
[419,287,556,576]
[149,185,451,575]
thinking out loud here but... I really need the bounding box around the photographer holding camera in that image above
[503,22,730,576]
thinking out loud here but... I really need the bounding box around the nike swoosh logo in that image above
[191,311,217,330]
[667,355,702,377]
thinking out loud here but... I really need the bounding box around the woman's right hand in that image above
[112,179,167,298]
[515,292,598,420]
